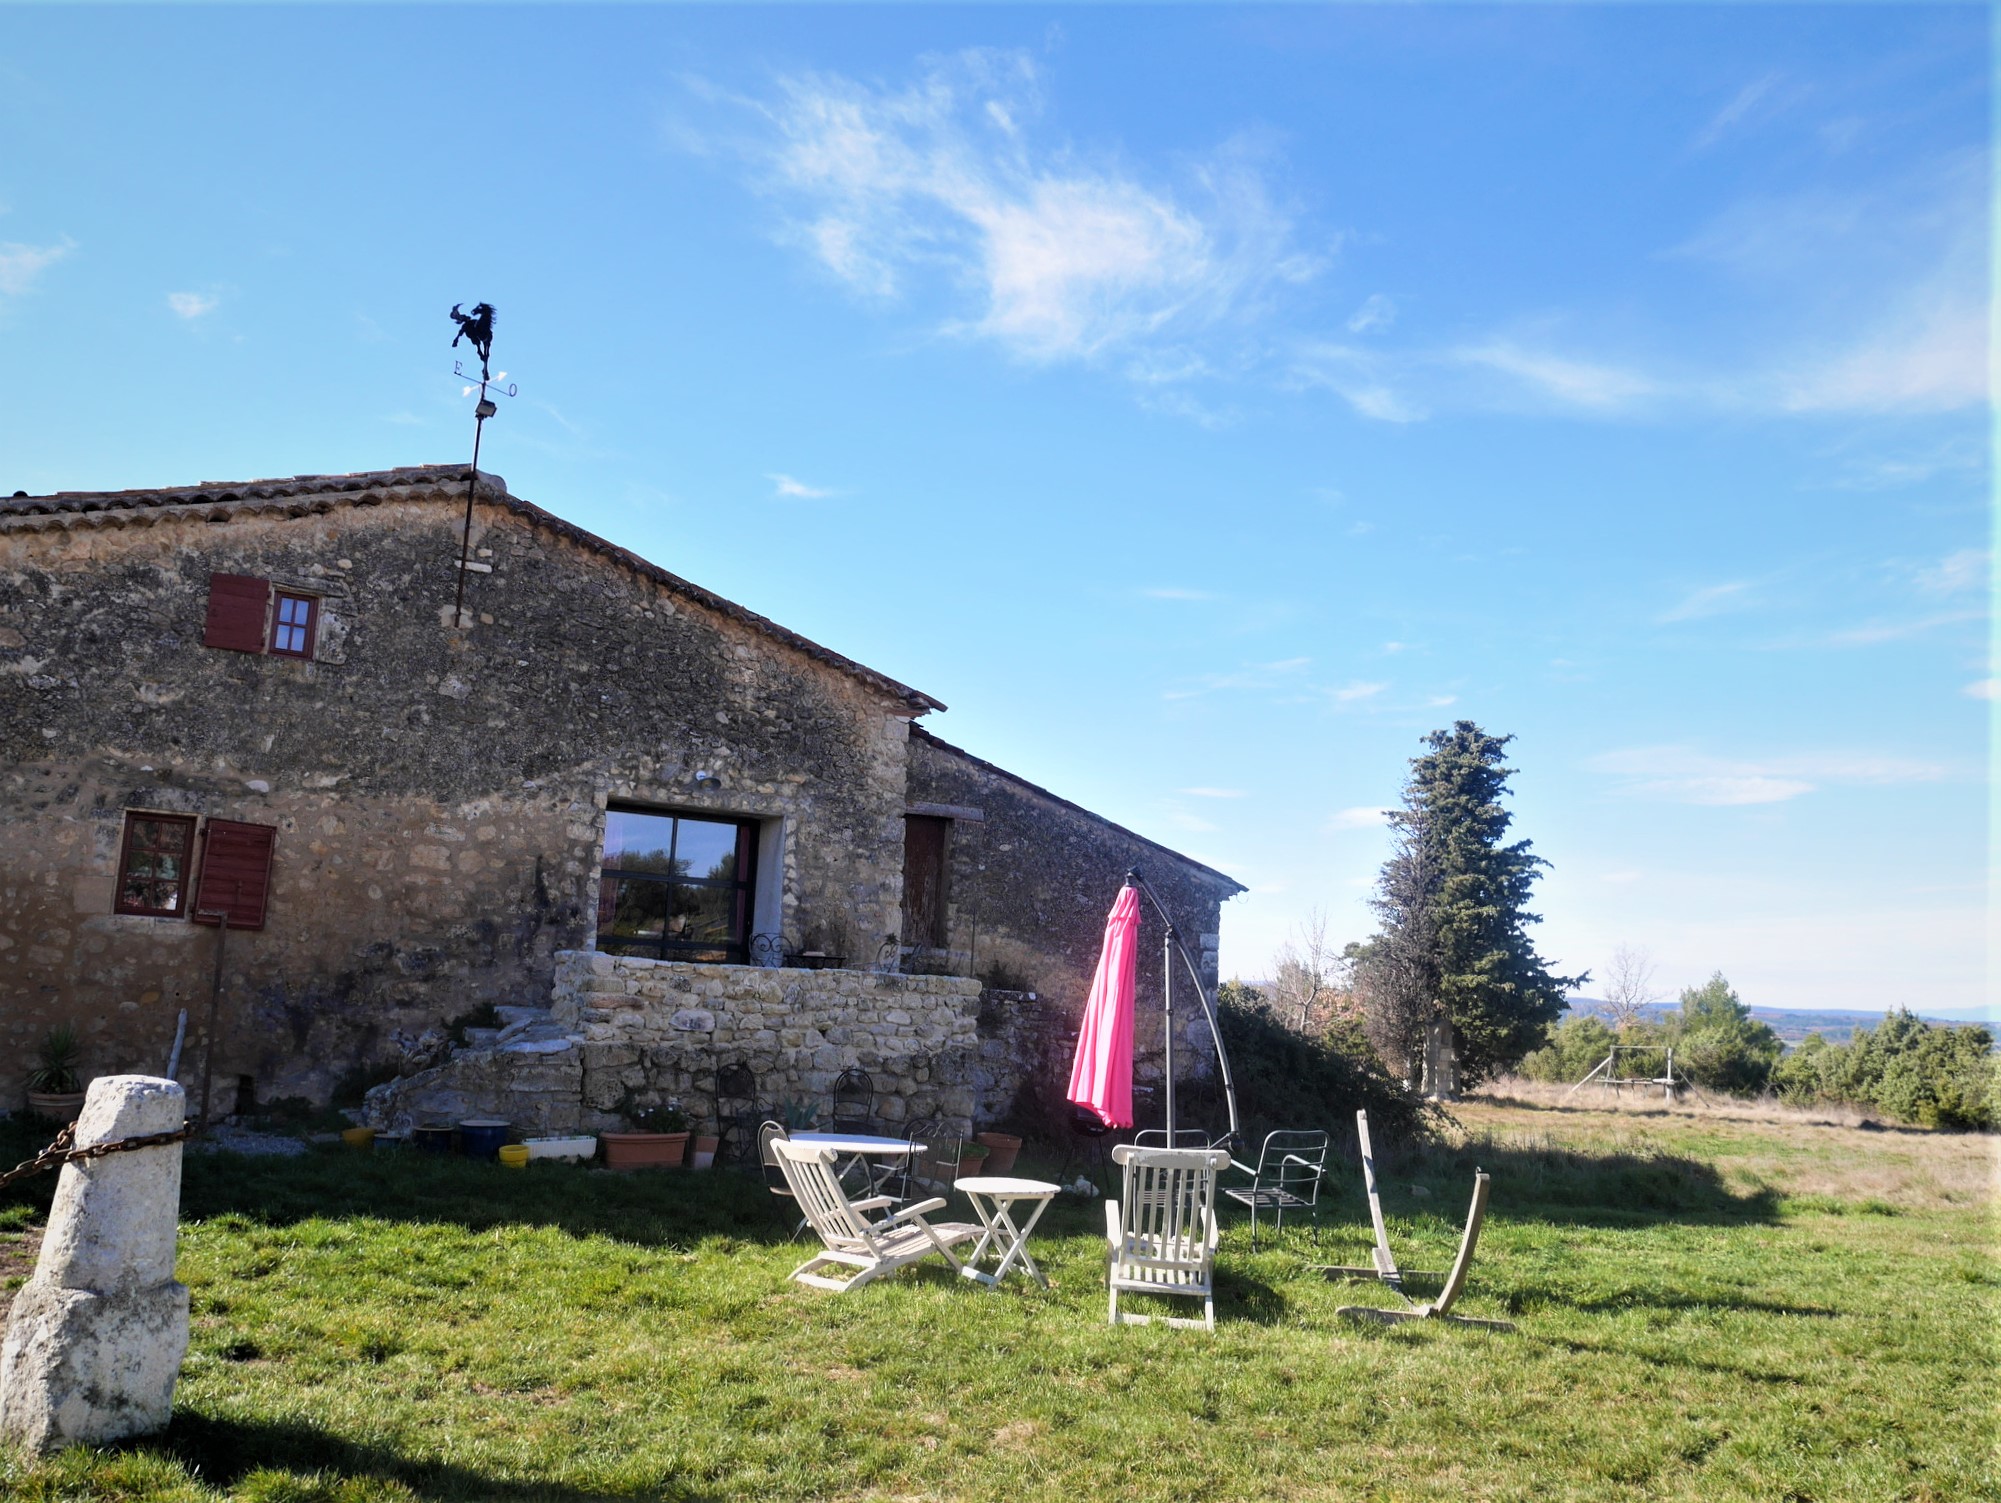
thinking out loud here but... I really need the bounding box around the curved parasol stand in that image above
[1123,867,1241,1149]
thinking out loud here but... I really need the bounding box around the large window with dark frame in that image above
[596,807,757,963]
[114,813,198,917]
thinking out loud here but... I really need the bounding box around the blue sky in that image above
[1,6,1989,1013]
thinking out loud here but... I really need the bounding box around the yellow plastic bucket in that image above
[341,1127,375,1150]
[497,1144,530,1169]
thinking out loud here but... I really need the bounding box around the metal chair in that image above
[883,1115,955,1202]
[1223,1129,1330,1249]
[715,1063,759,1169]
[1056,1104,1116,1193]
[757,1120,806,1240]
[831,1067,874,1135]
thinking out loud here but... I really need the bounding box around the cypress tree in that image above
[1368,721,1581,1090]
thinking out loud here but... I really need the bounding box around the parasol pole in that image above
[1125,868,1240,1146]
[1162,915,1176,1139]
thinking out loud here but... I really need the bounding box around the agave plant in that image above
[27,1022,83,1094]
[776,1095,822,1131]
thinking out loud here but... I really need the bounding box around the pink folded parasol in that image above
[1067,884,1141,1128]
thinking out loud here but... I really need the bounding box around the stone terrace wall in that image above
[553,952,982,1134]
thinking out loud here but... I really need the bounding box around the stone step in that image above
[461,1027,504,1047]
[495,1005,552,1028]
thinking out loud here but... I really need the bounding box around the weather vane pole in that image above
[447,301,516,628]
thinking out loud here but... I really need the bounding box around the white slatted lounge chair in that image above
[1105,1144,1233,1332]
[772,1138,981,1293]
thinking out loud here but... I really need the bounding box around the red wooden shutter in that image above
[203,573,270,653]
[192,819,277,930]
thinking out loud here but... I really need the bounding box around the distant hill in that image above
[1562,997,1994,1048]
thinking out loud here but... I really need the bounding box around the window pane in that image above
[598,876,671,942]
[118,815,192,916]
[603,811,677,874]
[669,883,736,947]
[673,818,741,883]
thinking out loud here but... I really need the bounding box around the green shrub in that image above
[1774,1009,1995,1130]
[1217,981,1435,1148]
[1520,1014,1616,1083]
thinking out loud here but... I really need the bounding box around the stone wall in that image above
[553,951,982,1134]
[0,471,925,1106]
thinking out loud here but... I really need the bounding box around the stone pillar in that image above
[1421,1019,1459,1101]
[0,1076,190,1456]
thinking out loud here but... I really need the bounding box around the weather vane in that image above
[448,301,518,628]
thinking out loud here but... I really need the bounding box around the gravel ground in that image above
[188,1125,311,1157]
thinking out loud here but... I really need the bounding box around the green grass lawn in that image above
[2,1101,1994,1502]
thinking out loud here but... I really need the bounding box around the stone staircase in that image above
[362,1004,587,1135]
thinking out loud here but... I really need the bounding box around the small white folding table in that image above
[954,1175,1061,1289]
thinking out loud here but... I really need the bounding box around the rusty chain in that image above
[0,1120,195,1194]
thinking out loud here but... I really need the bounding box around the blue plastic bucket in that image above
[458,1119,511,1160]
[413,1124,455,1155]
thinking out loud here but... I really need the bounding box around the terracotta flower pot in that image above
[974,1132,1022,1176]
[690,1134,720,1170]
[26,1090,86,1124]
[601,1131,690,1171]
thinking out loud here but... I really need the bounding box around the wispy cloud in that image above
[0,238,72,299]
[1693,72,1795,150]
[1328,805,1389,830]
[1162,655,1313,701]
[719,49,1323,368]
[1329,680,1387,703]
[1165,809,1220,833]
[1452,341,1659,411]
[1965,679,1997,701]
[1914,549,1987,596]
[1140,586,1216,602]
[166,291,218,320]
[1657,580,1753,624]
[1288,341,1425,423]
[1587,745,1947,806]
[1345,293,1396,333]
[1825,611,1984,647]
[768,472,838,500]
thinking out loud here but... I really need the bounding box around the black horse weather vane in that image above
[448,301,518,627]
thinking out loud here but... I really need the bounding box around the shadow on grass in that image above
[1328,1135,1784,1230]
[172,1147,796,1250]
[159,1409,716,1503]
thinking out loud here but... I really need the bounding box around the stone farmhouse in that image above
[0,466,1241,1137]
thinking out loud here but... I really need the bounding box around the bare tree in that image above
[1268,907,1338,1033]
[1602,944,1659,1032]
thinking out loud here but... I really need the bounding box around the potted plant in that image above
[601,1099,691,1171]
[689,1130,721,1170]
[956,1140,992,1179]
[974,1131,1022,1176]
[777,1096,822,1132]
[26,1023,86,1123]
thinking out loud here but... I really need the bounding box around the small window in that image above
[114,813,198,917]
[597,807,757,963]
[269,591,317,658]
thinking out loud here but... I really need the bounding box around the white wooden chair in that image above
[1105,1143,1233,1331]
[772,1138,981,1293]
